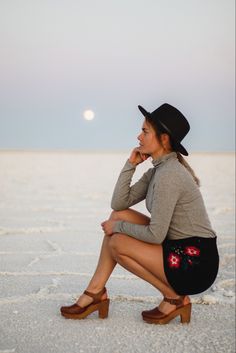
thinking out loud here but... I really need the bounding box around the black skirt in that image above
[162,236,219,295]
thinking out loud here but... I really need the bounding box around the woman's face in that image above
[137,120,170,158]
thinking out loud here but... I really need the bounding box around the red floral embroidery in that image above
[168,253,181,268]
[184,246,200,257]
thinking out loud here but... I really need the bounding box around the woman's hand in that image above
[129,147,150,166]
[101,220,116,236]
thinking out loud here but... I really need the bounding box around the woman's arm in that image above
[112,171,182,244]
[111,162,153,211]
[111,148,152,210]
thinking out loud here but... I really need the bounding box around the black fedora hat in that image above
[138,103,190,156]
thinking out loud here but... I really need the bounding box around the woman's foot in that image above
[157,295,190,315]
[60,287,110,320]
[75,288,108,308]
[142,295,191,324]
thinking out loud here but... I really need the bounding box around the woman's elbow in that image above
[148,227,165,245]
[110,200,125,211]
[111,194,130,210]
[148,236,162,245]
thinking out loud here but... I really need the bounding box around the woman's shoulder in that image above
[155,158,182,175]
[156,158,196,185]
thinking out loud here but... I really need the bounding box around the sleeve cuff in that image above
[113,220,123,234]
[123,159,137,170]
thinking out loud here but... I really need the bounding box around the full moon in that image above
[83,109,95,121]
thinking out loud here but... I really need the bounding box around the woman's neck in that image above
[151,149,172,160]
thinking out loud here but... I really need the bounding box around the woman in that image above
[60,103,219,324]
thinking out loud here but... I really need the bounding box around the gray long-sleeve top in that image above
[111,152,216,244]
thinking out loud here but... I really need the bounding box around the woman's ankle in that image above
[86,286,108,301]
[76,286,107,306]
[162,294,190,305]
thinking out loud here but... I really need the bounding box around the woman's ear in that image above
[161,133,171,150]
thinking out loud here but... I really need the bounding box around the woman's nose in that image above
[138,133,142,141]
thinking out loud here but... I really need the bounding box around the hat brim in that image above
[172,141,188,156]
[138,105,151,118]
[138,105,189,156]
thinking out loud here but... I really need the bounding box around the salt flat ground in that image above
[0,151,235,353]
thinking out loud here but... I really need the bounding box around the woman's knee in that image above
[109,210,128,221]
[109,209,150,225]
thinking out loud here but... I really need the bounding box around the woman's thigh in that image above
[110,208,150,225]
[110,233,169,286]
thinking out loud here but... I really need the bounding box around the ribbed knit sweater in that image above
[112,152,216,244]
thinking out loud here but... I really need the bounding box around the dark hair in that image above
[146,117,200,186]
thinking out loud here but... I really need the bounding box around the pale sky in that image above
[0,0,235,151]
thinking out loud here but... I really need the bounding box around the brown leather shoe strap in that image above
[83,287,106,304]
[164,296,184,306]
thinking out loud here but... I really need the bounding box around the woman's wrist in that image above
[128,158,138,167]
[113,220,122,234]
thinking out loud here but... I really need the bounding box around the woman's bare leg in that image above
[110,236,174,295]
[76,209,150,307]
[109,233,190,313]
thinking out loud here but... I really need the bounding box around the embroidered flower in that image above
[168,253,181,268]
[184,246,200,257]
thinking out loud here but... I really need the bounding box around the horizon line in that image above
[0,148,235,155]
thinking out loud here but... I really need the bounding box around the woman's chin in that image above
[140,147,149,155]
